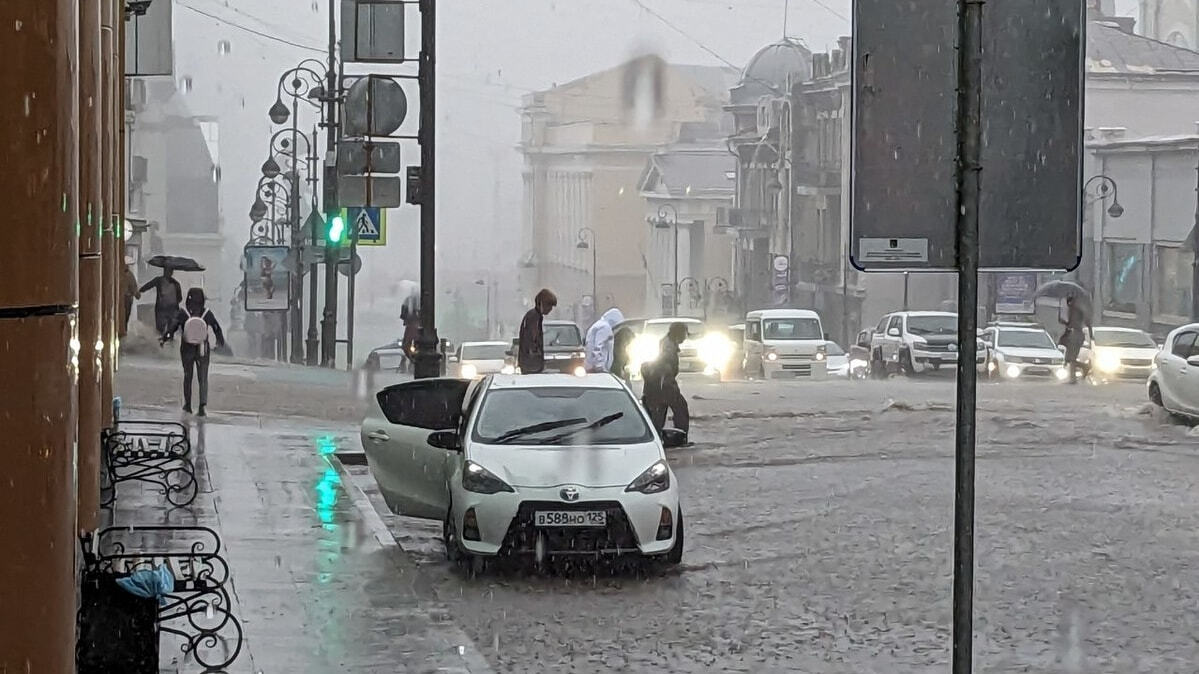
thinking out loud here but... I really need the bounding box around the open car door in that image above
[361,378,470,520]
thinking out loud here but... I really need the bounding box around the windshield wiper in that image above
[492,417,587,444]
[543,412,625,444]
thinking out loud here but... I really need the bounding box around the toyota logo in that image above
[560,487,580,502]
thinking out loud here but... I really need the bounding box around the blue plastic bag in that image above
[116,565,175,604]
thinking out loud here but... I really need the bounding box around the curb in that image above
[329,454,495,674]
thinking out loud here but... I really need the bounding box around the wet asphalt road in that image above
[348,375,1199,673]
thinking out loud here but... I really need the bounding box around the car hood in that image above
[914,334,958,346]
[470,442,663,489]
[460,358,507,373]
[1096,346,1159,359]
[764,340,823,355]
[997,347,1062,360]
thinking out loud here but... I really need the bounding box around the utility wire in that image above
[177,1,327,54]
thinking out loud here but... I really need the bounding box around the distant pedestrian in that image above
[140,267,183,337]
[517,288,557,374]
[610,326,635,382]
[642,322,690,437]
[584,308,625,373]
[1058,295,1092,384]
[163,288,225,416]
[120,260,140,338]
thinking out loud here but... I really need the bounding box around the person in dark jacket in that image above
[163,288,225,416]
[517,288,557,373]
[610,326,635,382]
[642,322,689,436]
[140,267,183,337]
[1058,295,1093,384]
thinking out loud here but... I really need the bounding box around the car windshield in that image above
[762,318,822,340]
[907,315,957,335]
[460,344,508,360]
[544,324,582,347]
[1093,329,1156,348]
[998,330,1056,349]
[473,387,653,445]
[644,321,704,341]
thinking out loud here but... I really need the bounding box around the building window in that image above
[1105,242,1141,314]
[1166,31,1190,49]
[1153,245,1193,319]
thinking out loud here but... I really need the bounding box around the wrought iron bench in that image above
[101,419,198,507]
[78,525,244,673]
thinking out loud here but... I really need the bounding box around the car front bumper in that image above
[453,484,679,557]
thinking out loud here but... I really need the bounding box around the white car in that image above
[871,311,961,375]
[980,324,1069,381]
[361,373,683,569]
[623,317,733,379]
[1080,327,1159,381]
[825,342,850,377]
[1148,323,1199,420]
[449,340,514,379]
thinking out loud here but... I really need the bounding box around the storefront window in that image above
[1105,242,1141,314]
[1153,245,1193,319]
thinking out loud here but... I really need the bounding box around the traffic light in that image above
[328,213,345,245]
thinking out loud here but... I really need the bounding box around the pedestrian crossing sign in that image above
[341,207,387,246]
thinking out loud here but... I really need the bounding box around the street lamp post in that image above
[576,227,597,310]
[651,204,679,317]
[261,128,313,365]
[1083,174,1124,312]
[269,60,332,366]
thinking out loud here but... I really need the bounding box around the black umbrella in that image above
[146,255,205,272]
[1033,279,1088,301]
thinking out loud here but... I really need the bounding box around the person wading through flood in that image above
[163,288,225,416]
[1058,294,1093,384]
[517,288,557,374]
[584,307,625,374]
[140,267,183,338]
[641,322,690,439]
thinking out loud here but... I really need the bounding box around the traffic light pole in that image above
[413,0,442,378]
[320,0,340,367]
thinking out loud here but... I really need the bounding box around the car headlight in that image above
[1055,367,1070,381]
[629,335,660,370]
[766,351,778,361]
[815,351,826,361]
[500,364,515,375]
[460,363,478,379]
[625,460,670,494]
[1005,364,1021,379]
[1095,350,1121,373]
[463,460,514,494]
[697,334,733,368]
[573,365,586,377]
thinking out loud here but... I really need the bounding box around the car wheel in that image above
[900,349,915,376]
[665,510,684,565]
[871,349,886,379]
[443,509,463,563]
[1149,382,1163,407]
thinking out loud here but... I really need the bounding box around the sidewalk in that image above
[107,407,490,673]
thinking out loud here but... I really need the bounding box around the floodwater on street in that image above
[349,376,1198,673]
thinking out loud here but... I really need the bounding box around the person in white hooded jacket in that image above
[584,307,625,373]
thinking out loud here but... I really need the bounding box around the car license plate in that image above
[535,511,606,527]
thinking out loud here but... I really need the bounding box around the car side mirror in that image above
[1188,356,1199,368]
[887,328,901,337]
[823,332,830,341]
[427,430,462,451]
[448,355,459,363]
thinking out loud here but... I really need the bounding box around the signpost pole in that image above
[952,0,984,671]
[413,0,441,379]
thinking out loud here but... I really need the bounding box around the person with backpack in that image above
[163,288,225,416]
[641,322,690,439]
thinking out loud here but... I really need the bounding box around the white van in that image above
[743,309,828,379]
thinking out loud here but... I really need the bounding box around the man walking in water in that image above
[140,267,183,338]
[1058,295,1093,384]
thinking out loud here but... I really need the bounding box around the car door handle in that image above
[367,430,390,443]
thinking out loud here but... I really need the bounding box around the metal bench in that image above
[101,419,198,508]
[79,526,244,673]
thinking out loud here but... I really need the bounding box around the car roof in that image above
[645,317,703,325]
[459,340,508,347]
[896,311,956,317]
[747,309,820,318]
[1093,326,1147,333]
[996,325,1048,332]
[486,373,625,390]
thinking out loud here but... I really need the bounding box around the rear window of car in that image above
[544,324,582,347]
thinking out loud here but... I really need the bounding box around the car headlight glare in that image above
[626,460,670,494]
[460,363,478,379]
[1055,367,1070,381]
[573,365,586,377]
[766,351,778,361]
[697,334,734,368]
[815,351,825,361]
[629,336,660,370]
[1095,350,1121,373]
[1005,364,1021,379]
[463,460,514,494]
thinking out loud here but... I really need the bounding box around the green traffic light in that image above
[329,215,345,244]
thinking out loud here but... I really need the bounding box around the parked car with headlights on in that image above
[1079,327,1159,381]
[360,373,683,570]
[450,341,514,379]
[979,324,1068,381]
[621,317,733,379]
